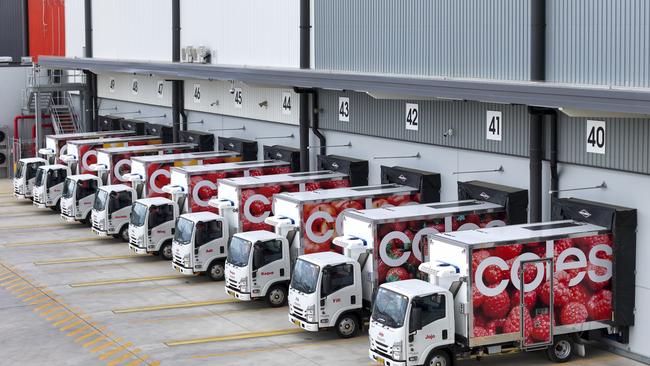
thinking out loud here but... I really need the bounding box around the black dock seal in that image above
[218,137,258,161]
[263,145,300,172]
[317,155,368,187]
[457,181,528,225]
[380,166,440,204]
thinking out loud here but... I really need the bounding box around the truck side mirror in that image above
[409,306,423,332]
[253,245,264,270]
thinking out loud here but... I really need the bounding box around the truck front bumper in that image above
[225,285,252,301]
[129,244,149,255]
[33,200,47,209]
[14,192,26,199]
[369,349,406,366]
[61,213,78,223]
[92,228,110,237]
[172,262,195,275]
[288,313,320,332]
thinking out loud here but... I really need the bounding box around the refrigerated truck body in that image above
[39,131,136,164]
[367,220,624,365]
[94,142,198,185]
[62,135,163,175]
[32,164,71,210]
[129,151,241,199]
[224,183,420,306]
[13,157,47,199]
[60,174,102,224]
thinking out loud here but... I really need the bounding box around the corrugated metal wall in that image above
[64,0,85,58]
[315,0,530,80]
[547,0,650,87]
[92,0,172,61]
[97,73,172,108]
[0,0,26,62]
[319,90,530,156]
[180,0,300,68]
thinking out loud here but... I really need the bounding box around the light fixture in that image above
[259,100,268,108]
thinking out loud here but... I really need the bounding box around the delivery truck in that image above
[128,151,241,199]
[13,157,47,199]
[32,164,71,210]
[38,130,135,164]
[287,182,528,338]
[91,184,137,240]
[367,197,637,366]
[60,174,102,224]
[128,145,299,259]
[92,142,199,185]
[62,135,164,175]
[224,166,440,306]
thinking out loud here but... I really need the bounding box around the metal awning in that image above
[39,56,650,115]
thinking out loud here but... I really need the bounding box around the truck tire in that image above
[159,241,173,261]
[81,213,91,226]
[424,350,451,366]
[546,337,573,363]
[119,225,129,242]
[51,200,60,212]
[265,285,287,307]
[335,313,359,338]
[207,261,225,281]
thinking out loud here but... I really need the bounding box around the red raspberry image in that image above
[560,302,589,325]
[405,252,421,274]
[474,327,491,337]
[553,239,573,256]
[473,286,486,309]
[248,169,263,176]
[507,257,538,284]
[376,261,389,283]
[494,244,523,260]
[486,318,505,334]
[481,290,510,319]
[538,280,571,308]
[387,194,411,206]
[471,250,490,274]
[258,185,281,198]
[576,234,613,254]
[586,289,612,321]
[241,189,255,203]
[584,263,611,291]
[531,313,553,342]
[385,267,411,282]
[393,220,408,232]
[305,182,321,191]
[474,313,488,328]
[426,222,446,233]
[553,270,571,286]
[412,193,421,203]
[319,179,350,189]
[503,307,533,334]
[465,214,481,225]
[569,285,591,304]
[249,200,266,216]
[510,289,537,311]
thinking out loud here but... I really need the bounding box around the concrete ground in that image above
[0,179,644,366]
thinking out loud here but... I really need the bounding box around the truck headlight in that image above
[305,305,316,322]
[238,277,248,290]
[183,256,190,267]
[392,341,403,360]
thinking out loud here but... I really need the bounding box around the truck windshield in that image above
[226,236,252,267]
[174,217,194,245]
[130,202,148,227]
[62,179,76,198]
[34,168,45,187]
[15,162,24,179]
[290,259,320,294]
[371,287,408,328]
[93,190,108,211]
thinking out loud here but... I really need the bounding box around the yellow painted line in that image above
[125,355,149,366]
[1,277,22,287]
[4,236,111,248]
[34,255,140,266]
[17,288,39,298]
[0,273,15,281]
[99,342,133,360]
[40,306,64,316]
[53,315,76,327]
[113,298,238,314]
[91,338,123,353]
[60,319,84,331]
[67,324,92,337]
[83,334,109,348]
[34,302,56,311]
[70,275,188,288]
[23,292,47,302]
[10,284,32,293]
[6,281,28,290]
[29,296,53,305]
[107,349,141,366]
[0,223,69,231]
[165,328,305,347]
[47,310,70,321]
[74,327,106,343]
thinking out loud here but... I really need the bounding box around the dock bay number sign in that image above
[586,120,606,154]
[486,111,502,141]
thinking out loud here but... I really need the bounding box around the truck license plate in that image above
[376,357,385,365]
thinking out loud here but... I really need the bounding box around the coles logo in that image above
[114,159,132,182]
[474,242,613,297]
[479,192,490,200]
[149,168,172,194]
[425,334,435,340]
[331,162,340,170]
[243,194,271,223]
[192,180,218,207]
[81,150,98,171]
[579,209,592,219]
[261,271,274,276]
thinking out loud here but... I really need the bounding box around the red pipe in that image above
[13,114,52,157]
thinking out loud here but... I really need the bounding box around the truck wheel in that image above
[425,350,451,366]
[159,241,173,261]
[119,226,129,242]
[547,337,573,363]
[82,213,91,226]
[265,285,287,307]
[51,201,60,212]
[335,313,359,338]
[207,261,225,281]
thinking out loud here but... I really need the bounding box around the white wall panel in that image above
[92,0,171,61]
[64,0,85,57]
[180,0,300,68]
[97,73,172,108]
[183,79,299,125]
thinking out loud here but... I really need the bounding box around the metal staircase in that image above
[49,93,82,134]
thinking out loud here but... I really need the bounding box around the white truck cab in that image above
[60,174,102,223]
[171,212,230,280]
[91,184,136,241]
[225,230,292,307]
[14,157,47,199]
[32,164,71,210]
[129,197,179,259]
[368,280,454,366]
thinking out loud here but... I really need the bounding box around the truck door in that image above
[77,179,99,212]
[195,220,225,270]
[47,169,67,199]
[252,239,285,293]
[149,204,175,247]
[521,258,553,348]
[408,294,449,357]
[320,263,356,324]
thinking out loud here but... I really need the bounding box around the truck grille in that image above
[92,217,101,231]
[61,205,72,217]
[225,277,238,289]
[290,305,306,320]
[371,339,391,358]
[33,195,42,204]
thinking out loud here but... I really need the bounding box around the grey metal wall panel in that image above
[547,0,650,87]
[315,0,531,80]
[318,90,530,157]
[0,0,26,62]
